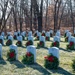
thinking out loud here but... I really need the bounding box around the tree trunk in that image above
[38,14,42,32]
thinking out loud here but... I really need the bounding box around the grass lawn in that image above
[0,37,75,75]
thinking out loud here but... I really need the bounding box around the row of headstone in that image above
[0,44,59,63]
[0,30,53,40]
[2,31,61,47]
[1,29,75,38]
[0,30,74,44]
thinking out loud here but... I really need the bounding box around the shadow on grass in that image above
[36,47,48,50]
[0,58,7,65]
[60,41,68,43]
[50,40,53,42]
[36,47,41,49]
[9,60,25,68]
[3,45,7,47]
[34,39,39,41]
[28,63,51,75]
[21,46,26,48]
[60,40,65,42]
[59,47,74,52]
[43,47,48,50]
[50,67,72,75]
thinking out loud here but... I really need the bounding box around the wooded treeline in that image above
[0,0,75,33]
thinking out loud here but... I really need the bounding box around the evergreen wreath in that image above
[51,41,59,48]
[6,39,12,46]
[44,54,59,69]
[26,40,33,47]
[22,52,34,64]
[13,35,17,40]
[46,37,50,41]
[67,41,74,50]
[37,41,44,47]
[41,33,45,36]
[16,41,22,46]
[7,49,16,61]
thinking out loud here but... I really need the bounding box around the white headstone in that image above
[36,30,38,33]
[42,30,45,33]
[54,36,60,42]
[14,32,17,36]
[46,32,50,37]
[0,35,4,45]
[65,30,69,33]
[7,32,11,35]
[69,36,75,43]
[10,44,18,60]
[56,30,61,37]
[28,31,32,36]
[0,44,2,58]
[48,47,59,59]
[1,32,4,36]
[37,32,41,39]
[35,30,38,36]
[74,30,75,34]
[27,45,36,62]
[17,31,20,35]
[8,35,13,41]
[28,36,34,42]
[66,32,71,37]
[50,30,53,34]
[66,32,71,42]
[40,36,45,42]
[40,36,45,46]
[17,35,22,42]
[21,31,26,37]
